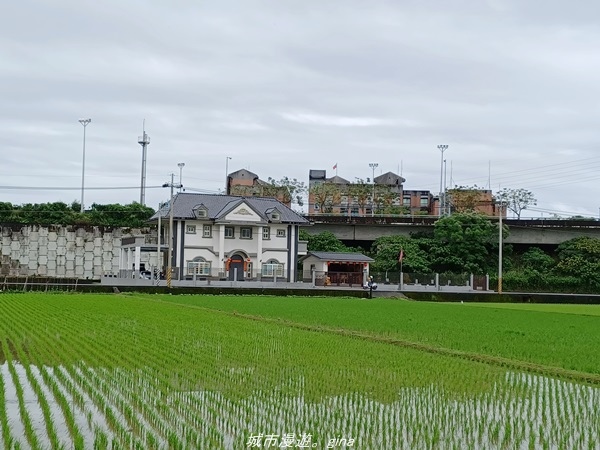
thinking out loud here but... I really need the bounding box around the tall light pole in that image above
[225,156,232,194]
[498,196,504,294]
[177,162,185,193]
[368,162,378,217]
[138,123,150,205]
[78,119,91,213]
[162,173,183,288]
[437,144,448,216]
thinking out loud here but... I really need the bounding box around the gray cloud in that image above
[1,0,599,216]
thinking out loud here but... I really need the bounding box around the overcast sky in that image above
[2,1,600,218]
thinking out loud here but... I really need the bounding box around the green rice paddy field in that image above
[0,292,598,449]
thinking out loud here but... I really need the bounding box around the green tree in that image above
[497,188,537,219]
[431,212,506,274]
[309,183,342,213]
[0,202,15,222]
[554,237,600,287]
[266,176,307,207]
[446,185,484,213]
[348,179,371,216]
[521,247,554,272]
[299,230,356,253]
[369,235,431,273]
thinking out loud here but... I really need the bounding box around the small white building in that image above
[300,251,374,286]
[146,193,309,282]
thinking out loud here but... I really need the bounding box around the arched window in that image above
[187,256,211,276]
[262,258,284,277]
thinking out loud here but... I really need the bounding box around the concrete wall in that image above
[1,225,156,279]
[307,222,600,245]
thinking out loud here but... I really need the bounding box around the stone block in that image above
[84,252,93,261]
[75,256,84,267]
[48,250,57,260]
[38,265,47,275]
[39,228,48,237]
[48,241,57,251]
[56,246,66,256]
[38,255,48,265]
[66,269,75,277]
[38,237,48,247]
[20,255,29,265]
[84,241,94,252]
[66,260,75,270]
[84,260,93,271]
[10,241,20,251]
[47,260,56,270]
[56,266,66,276]
[75,237,85,247]
[28,259,38,270]
[57,236,66,247]
[29,241,38,251]
[75,265,84,276]
[66,232,76,242]
[57,255,66,266]
[48,232,57,242]
[38,246,48,256]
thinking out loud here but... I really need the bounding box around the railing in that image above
[0,276,94,291]
[304,214,600,228]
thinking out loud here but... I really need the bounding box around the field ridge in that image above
[143,296,600,385]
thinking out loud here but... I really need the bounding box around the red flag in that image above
[333,163,337,170]
[398,249,404,263]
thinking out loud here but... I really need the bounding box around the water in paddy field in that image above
[0,363,598,449]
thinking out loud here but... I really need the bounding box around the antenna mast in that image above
[138,120,151,205]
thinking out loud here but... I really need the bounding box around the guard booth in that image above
[300,251,374,287]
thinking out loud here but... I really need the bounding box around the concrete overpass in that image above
[304,216,600,246]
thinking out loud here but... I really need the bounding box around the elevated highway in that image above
[304,215,600,246]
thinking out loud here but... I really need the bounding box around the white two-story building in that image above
[150,193,309,282]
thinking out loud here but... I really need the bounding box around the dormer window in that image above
[192,204,208,219]
[267,208,282,222]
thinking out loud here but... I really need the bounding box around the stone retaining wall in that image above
[1,225,155,279]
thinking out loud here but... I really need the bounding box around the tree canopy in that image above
[0,201,155,227]
[497,188,537,219]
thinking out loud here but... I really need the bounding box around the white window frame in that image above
[187,259,211,276]
[240,227,252,239]
[276,229,286,237]
[262,261,284,277]
[262,227,270,240]
[224,226,234,238]
[186,225,196,234]
[202,225,212,238]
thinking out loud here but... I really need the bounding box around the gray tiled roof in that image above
[150,193,309,224]
[303,251,374,262]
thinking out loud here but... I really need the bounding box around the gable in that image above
[223,202,262,222]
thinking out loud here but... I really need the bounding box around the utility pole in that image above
[162,173,182,288]
[437,144,448,216]
[78,118,91,213]
[177,162,185,193]
[368,162,378,217]
[498,197,503,294]
[225,156,232,194]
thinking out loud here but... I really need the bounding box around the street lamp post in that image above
[78,118,91,213]
[225,156,232,194]
[437,145,448,216]
[498,197,504,294]
[177,162,185,193]
[368,162,378,217]
[162,173,183,288]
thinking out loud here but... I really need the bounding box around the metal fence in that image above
[0,276,93,292]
